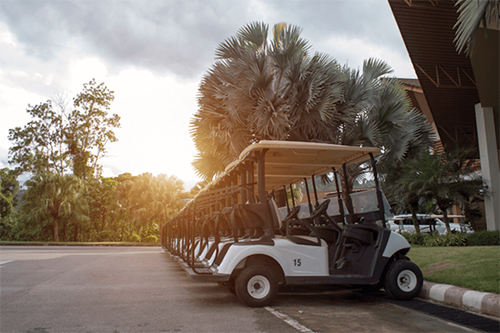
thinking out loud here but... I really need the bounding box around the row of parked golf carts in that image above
[161,141,423,307]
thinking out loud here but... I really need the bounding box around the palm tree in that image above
[399,147,486,233]
[454,0,499,55]
[123,173,187,238]
[21,173,88,242]
[191,22,347,179]
[192,22,436,183]
[328,60,436,202]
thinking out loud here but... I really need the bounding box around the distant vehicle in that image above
[387,214,474,235]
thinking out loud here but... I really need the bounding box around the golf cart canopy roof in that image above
[229,140,380,192]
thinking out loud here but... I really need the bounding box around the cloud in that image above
[1,0,413,79]
[1,1,252,78]
[0,0,417,185]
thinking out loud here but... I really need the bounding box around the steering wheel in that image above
[310,200,343,233]
[282,205,301,223]
[310,199,330,219]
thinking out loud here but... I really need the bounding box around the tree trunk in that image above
[62,219,67,241]
[411,209,420,234]
[440,205,451,233]
[72,223,79,242]
[53,216,59,242]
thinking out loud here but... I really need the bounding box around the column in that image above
[475,104,499,230]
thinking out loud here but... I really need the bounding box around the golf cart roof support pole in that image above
[304,178,313,215]
[283,185,290,212]
[370,152,386,228]
[332,168,346,227]
[189,203,194,268]
[255,150,268,203]
[240,165,247,204]
[311,174,319,206]
[255,149,273,236]
[248,161,255,203]
[342,162,354,215]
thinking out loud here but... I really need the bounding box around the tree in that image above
[332,62,436,201]
[394,147,486,233]
[191,22,347,179]
[125,173,187,238]
[191,22,435,181]
[0,168,20,240]
[454,0,500,55]
[8,79,120,180]
[21,173,88,242]
[0,168,19,218]
[8,101,68,175]
[85,177,120,240]
[66,79,121,180]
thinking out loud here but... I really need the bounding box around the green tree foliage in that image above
[20,173,89,242]
[8,79,120,179]
[85,177,121,240]
[191,22,346,179]
[0,168,20,239]
[67,79,121,180]
[385,146,486,233]
[5,171,188,242]
[0,168,19,218]
[191,22,435,180]
[123,173,187,238]
[8,101,68,175]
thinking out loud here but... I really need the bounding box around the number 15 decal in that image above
[293,259,302,266]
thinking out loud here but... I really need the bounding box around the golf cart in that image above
[161,141,423,307]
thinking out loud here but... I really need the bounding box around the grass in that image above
[407,245,500,294]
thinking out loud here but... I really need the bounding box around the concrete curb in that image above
[419,281,500,318]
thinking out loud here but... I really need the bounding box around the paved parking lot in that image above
[0,246,485,332]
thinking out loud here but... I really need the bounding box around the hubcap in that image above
[247,275,271,299]
[397,269,417,292]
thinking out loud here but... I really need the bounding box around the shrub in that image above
[143,235,158,243]
[467,230,500,246]
[401,232,426,245]
[423,233,468,247]
[130,234,141,242]
[97,230,113,242]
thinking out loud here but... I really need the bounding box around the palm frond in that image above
[454,0,500,55]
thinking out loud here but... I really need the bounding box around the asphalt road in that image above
[0,246,486,332]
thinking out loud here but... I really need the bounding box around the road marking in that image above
[264,306,315,333]
[0,260,14,267]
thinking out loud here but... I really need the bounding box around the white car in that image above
[388,214,474,235]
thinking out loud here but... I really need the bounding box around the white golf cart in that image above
[162,141,423,307]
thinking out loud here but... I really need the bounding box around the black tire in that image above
[235,265,278,307]
[384,260,423,300]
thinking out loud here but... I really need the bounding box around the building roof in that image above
[389,0,481,149]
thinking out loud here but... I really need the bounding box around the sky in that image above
[0,0,417,190]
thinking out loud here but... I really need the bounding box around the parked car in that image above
[387,214,474,235]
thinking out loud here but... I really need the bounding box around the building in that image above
[389,0,499,230]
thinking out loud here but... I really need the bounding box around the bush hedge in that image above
[130,234,141,242]
[400,230,500,247]
[143,235,158,243]
[466,230,500,246]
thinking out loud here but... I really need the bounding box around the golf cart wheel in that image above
[385,260,423,300]
[235,265,278,307]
